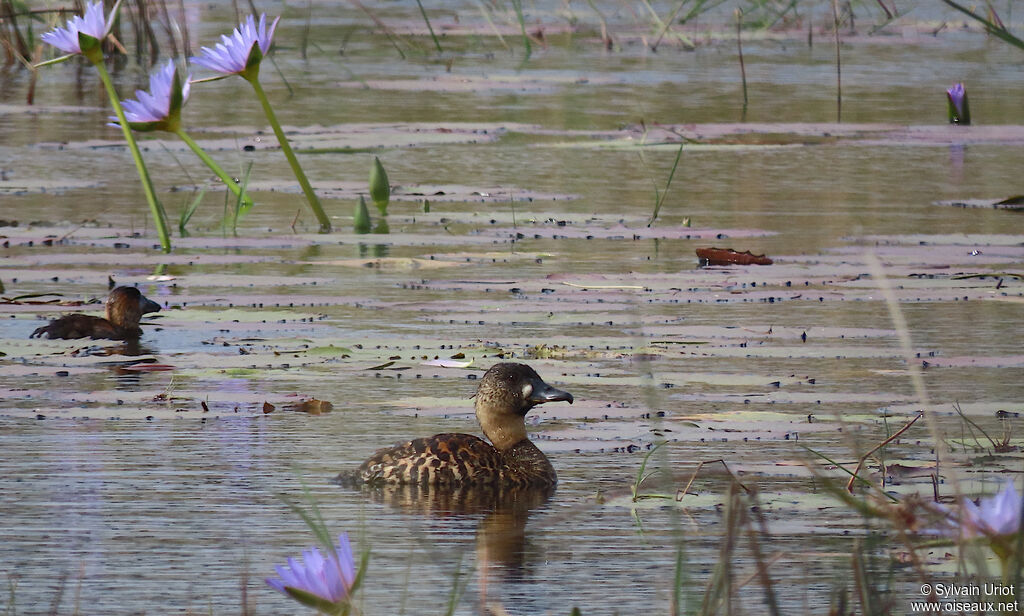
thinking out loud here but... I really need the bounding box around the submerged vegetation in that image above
[0,0,1023,613]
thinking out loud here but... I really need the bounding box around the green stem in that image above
[246,75,331,232]
[939,0,1024,51]
[414,0,443,53]
[92,58,171,252]
[174,128,255,214]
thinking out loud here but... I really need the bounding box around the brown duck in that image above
[30,286,161,340]
[342,363,573,488]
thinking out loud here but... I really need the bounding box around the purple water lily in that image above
[267,533,356,607]
[35,0,171,251]
[946,82,971,125]
[114,60,190,130]
[959,480,1022,537]
[932,480,1023,539]
[40,1,111,55]
[188,11,331,231]
[190,13,280,76]
[110,59,252,209]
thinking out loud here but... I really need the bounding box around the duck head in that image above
[106,286,161,329]
[475,362,573,451]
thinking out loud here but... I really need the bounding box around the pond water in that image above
[1,1,1023,614]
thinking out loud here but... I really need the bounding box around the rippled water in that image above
[1,1,1023,614]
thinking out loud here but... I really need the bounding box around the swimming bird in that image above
[342,363,573,488]
[30,286,161,340]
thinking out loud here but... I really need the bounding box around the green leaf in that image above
[244,42,264,73]
[168,65,185,128]
[283,586,348,615]
[959,90,972,125]
[77,31,101,56]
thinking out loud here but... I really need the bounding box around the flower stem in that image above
[174,128,255,214]
[92,59,172,252]
[245,76,331,232]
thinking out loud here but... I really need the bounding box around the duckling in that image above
[30,286,161,340]
[343,363,573,488]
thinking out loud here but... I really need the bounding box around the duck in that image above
[30,286,161,340]
[341,362,573,488]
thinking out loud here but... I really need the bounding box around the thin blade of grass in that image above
[632,441,665,501]
[179,186,206,236]
[648,142,684,227]
[472,0,509,49]
[510,0,531,60]
[940,0,1024,50]
[443,553,467,616]
[414,0,443,53]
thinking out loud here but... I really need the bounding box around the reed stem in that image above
[246,75,331,232]
[175,128,255,214]
[93,56,171,252]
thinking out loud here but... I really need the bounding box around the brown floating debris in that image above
[263,401,275,414]
[286,399,333,415]
[696,247,773,266]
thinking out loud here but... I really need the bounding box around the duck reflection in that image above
[341,481,554,608]
[107,340,155,358]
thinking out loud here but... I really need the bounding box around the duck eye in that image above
[521,383,533,398]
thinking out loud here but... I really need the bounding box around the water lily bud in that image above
[354,195,371,234]
[947,83,971,125]
[369,156,390,216]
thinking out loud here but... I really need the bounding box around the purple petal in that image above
[946,83,966,115]
[335,533,356,588]
[276,561,303,589]
[265,577,286,594]
[41,28,80,54]
[115,59,186,126]
[190,13,277,76]
[80,1,108,39]
[258,15,281,55]
[266,534,355,604]
[40,1,110,55]
[984,480,1021,535]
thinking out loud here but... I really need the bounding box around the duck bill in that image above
[527,379,574,406]
[139,295,161,315]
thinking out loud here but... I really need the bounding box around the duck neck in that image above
[106,305,138,331]
[503,439,556,486]
[476,402,528,452]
